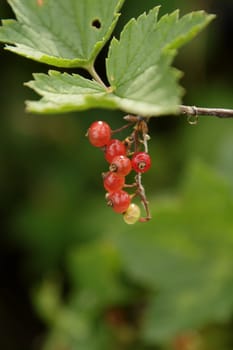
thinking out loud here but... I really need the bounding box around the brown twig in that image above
[179,105,233,119]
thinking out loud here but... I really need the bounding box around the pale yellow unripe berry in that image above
[123,203,141,224]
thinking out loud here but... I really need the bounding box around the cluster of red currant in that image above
[87,116,152,224]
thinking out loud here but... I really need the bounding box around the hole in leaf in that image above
[91,19,101,29]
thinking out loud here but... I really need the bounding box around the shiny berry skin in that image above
[104,139,126,163]
[109,155,132,176]
[107,190,131,213]
[88,121,111,147]
[131,152,151,173]
[103,172,125,192]
[123,203,141,224]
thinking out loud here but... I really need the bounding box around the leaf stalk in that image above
[87,65,108,89]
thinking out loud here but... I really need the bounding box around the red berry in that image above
[87,121,111,147]
[131,152,151,173]
[103,172,125,192]
[104,139,126,163]
[107,190,131,213]
[110,155,132,176]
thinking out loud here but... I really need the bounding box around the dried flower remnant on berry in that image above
[131,152,151,173]
[107,190,131,213]
[110,155,132,176]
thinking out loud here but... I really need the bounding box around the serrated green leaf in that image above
[113,161,233,343]
[25,70,119,113]
[27,69,180,115]
[25,67,182,116]
[110,55,183,116]
[0,0,124,68]
[106,7,215,116]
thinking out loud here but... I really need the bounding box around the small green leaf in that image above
[25,70,118,113]
[106,7,215,116]
[0,0,124,68]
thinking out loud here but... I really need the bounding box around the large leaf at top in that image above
[113,161,233,343]
[0,0,124,68]
[25,7,214,116]
[106,7,215,116]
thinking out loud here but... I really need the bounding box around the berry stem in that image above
[111,122,133,134]
[124,183,137,188]
[142,130,149,153]
[135,174,152,222]
[133,129,140,153]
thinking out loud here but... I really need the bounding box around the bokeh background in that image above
[0,1,233,349]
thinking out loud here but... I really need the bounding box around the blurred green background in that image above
[0,1,233,349]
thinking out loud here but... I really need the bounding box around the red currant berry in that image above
[131,152,151,173]
[103,172,125,192]
[109,155,132,176]
[107,190,131,213]
[104,139,126,163]
[87,121,111,147]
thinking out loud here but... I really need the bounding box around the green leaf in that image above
[106,7,215,116]
[113,161,233,343]
[68,242,128,308]
[33,279,62,325]
[26,67,182,115]
[0,0,124,68]
[25,70,118,113]
[27,69,177,115]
